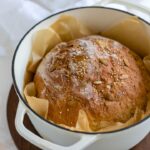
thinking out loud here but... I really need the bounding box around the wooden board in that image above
[7,86,150,150]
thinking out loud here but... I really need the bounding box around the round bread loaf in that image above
[34,35,150,130]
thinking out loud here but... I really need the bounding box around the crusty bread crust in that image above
[34,35,150,130]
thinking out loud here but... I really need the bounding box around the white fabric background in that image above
[0,0,149,149]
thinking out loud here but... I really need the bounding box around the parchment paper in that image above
[24,14,150,132]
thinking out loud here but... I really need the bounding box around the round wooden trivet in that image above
[7,85,150,150]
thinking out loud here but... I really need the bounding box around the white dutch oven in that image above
[12,7,150,150]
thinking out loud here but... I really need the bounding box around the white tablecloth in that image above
[0,0,149,149]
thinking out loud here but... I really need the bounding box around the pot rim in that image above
[12,6,150,135]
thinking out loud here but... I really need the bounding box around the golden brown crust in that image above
[34,35,150,130]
